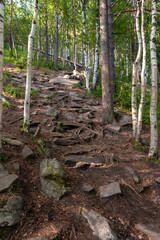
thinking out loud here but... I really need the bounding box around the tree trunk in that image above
[24,0,38,132]
[149,0,158,159]
[37,15,41,69]
[66,29,71,68]
[44,0,49,66]
[136,0,146,142]
[54,6,58,69]
[108,0,115,93]
[92,0,99,90]
[100,0,114,124]
[132,0,142,139]
[0,0,5,152]
[9,0,13,57]
[80,1,90,91]
[72,0,77,71]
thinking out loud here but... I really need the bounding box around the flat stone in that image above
[135,224,160,240]
[155,177,160,183]
[31,111,38,115]
[65,155,103,167]
[87,99,99,106]
[99,182,121,198]
[0,196,23,227]
[106,123,121,133]
[40,159,70,200]
[0,169,18,193]
[46,108,58,118]
[22,145,33,158]
[81,208,117,240]
[82,183,94,193]
[12,163,20,171]
[49,78,79,86]
[2,137,23,146]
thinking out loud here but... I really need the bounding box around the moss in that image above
[146,156,160,164]
[131,138,147,152]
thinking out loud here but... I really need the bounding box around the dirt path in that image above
[1,65,160,240]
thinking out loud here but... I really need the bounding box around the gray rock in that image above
[99,182,121,198]
[135,224,160,240]
[87,99,99,106]
[40,159,70,200]
[12,77,23,83]
[12,163,20,171]
[106,123,121,133]
[0,164,18,192]
[155,177,160,184]
[124,166,140,183]
[19,72,27,78]
[82,183,94,193]
[2,137,23,146]
[65,155,103,167]
[0,196,23,227]
[81,208,117,240]
[46,108,58,118]
[119,113,132,126]
[22,145,33,158]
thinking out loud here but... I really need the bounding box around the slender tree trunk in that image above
[149,0,158,159]
[92,0,99,90]
[66,30,71,68]
[24,0,38,132]
[54,6,58,69]
[80,1,90,90]
[100,0,114,124]
[108,0,115,93]
[132,0,142,139]
[72,0,77,71]
[9,0,13,57]
[0,0,5,152]
[126,38,129,77]
[37,15,41,69]
[136,0,146,142]
[82,40,85,69]
[44,0,49,65]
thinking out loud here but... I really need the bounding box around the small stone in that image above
[2,137,23,146]
[82,183,94,193]
[87,99,99,106]
[31,111,38,115]
[12,163,20,171]
[155,177,160,184]
[19,72,27,78]
[106,123,121,133]
[135,224,160,240]
[0,164,18,193]
[46,108,58,118]
[22,145,33,158]
[99,182,121,198]
[81,208,117,240]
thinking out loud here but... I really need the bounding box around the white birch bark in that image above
[24,0,38,131]
[149,0,158,159]
[80,0,90,91]
[92,0,99,91]
[0,0,5,152]
[132,0,142,139]
[126,39,129,77]
[136,0,146,142]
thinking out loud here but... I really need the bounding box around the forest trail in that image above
[1,65,160,240]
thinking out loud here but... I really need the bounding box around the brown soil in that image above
[0,64,160,240]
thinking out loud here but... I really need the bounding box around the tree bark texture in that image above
[9,0,13,57]
[132,0,142,139]
[80,0,90,90]
[92,0,99,90]
[44,0,49,65]
[136,0,146,142]
[37,15,41,69]
[54,7,58,69]
[0,0,5,152]
[100,0,114,124]
[24,0,38,131]
[149,0,158,159]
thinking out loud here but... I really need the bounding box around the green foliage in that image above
[31,89,39,97]
[72,82,83,89]
[47,93,54,99]
[131,138,147,152]
[3,71,11,82]
[3,100,12,109]
[3,82,24,98]
[19,120,27,132]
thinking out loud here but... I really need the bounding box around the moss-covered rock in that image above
[40,159,70,200]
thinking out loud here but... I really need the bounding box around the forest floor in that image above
[0,64,160,240]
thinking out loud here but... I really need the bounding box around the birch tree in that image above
[44,0,49,66]
[148,0,158,159]
[9,0,13,57]
[136,0,146,142]
[92,0,99,91]
[100,0,114,124]
[24,0,38,132]
[80,0,90,91]
[131,0,142,139]
[0,0,5,152]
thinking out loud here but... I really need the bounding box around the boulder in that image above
[81,208,117,240]
[0,164,18,193]
[155,177,160,184]
[0,196,23,227]
[99,182,121,198]
[40,159,70,200]
[135,224,160,240]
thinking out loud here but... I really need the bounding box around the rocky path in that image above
[0,65,160,240]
